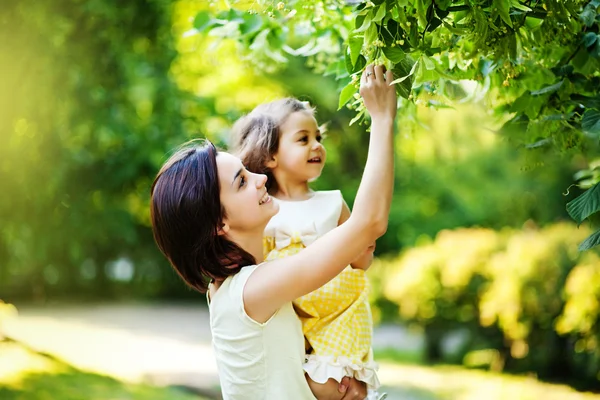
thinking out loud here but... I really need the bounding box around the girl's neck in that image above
[273,180,312,201]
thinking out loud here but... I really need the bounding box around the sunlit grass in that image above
[0,340,207,400]
[375,348,600,400]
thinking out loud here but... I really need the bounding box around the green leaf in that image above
[592,41,600,59]
[346,51,366,74]
[571,94,600,109]
[578,229,600,251]
[194,11,215,32]
[567,182,600,225]
[355,14,373,33]
[355,14,366,29]
[510,91,531,112]
[494,0,513,28]
[583,32,598,48]
[511,0,532,12]
[390,59,418,84]
[582,109,600,137]
[372,4,387,23]
[442,21,469,35]
[350,109,366,126]
[382,46,405,63]
[531,80,563,96]
[349,36,364,66]
[416,0,432,28]
[580,5,596,27]
[392,57,415,99]
[422,55,435,70]
[240,13,263,35]
[427,17,443,32]
[414,57,439,87]
[408,17,420,47]
[524,16,543,29]
[365,23,378,45]
[338,82,357,110]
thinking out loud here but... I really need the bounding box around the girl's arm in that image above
[245,64,397,323]
[338,200,375,270]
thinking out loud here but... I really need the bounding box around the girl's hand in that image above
[359,64,397,123]
[306,376,367,400]
[339,376,368,400]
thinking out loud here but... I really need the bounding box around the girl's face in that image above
[271,111,326,183]
[217,152,279,234]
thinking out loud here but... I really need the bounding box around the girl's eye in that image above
[239,175,246,188]
[316,135,323,142]
[299,136,308,142]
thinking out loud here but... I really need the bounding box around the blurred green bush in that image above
[373,223,600,387]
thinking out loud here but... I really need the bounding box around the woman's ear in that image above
[265,155,277,169]
[217,222,230,236]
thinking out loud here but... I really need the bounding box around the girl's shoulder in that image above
[311,189,343,202]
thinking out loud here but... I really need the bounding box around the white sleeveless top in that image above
[264,190,343,244]
[209,265,317,400]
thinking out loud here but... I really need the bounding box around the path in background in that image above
[2,303,425,399]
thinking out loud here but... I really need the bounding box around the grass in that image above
[0,340,208,400]
[2,324,599,400]
[374,348,600,400]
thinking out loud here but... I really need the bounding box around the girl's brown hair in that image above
[230,98,314,194]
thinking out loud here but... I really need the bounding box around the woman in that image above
[150,64,397,399]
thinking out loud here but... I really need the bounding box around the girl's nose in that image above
[311,141,323,151]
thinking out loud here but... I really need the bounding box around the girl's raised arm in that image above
[245,64,397,323]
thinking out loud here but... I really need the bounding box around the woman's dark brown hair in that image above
[230,98,314,194]
[150,140,255,293]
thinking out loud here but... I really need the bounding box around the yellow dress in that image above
[263,190,379,390]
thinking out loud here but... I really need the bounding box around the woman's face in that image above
[217,152,279,234]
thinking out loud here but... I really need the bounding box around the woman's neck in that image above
[227,230,265,264]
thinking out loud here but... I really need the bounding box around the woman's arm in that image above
[246,64,397,323]
[338,200,376,270]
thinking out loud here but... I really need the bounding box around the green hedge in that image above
[373,223,600,387]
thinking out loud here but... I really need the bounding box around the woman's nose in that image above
[255,173,268,188]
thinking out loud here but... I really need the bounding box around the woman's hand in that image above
[359,64,397,122]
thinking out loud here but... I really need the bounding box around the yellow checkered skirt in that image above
[264,236,379,389]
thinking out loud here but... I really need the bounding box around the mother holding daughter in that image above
[150,64,397,399]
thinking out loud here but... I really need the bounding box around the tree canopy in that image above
[194,0,600,248]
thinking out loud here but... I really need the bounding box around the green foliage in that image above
[195,0,600,248]
[0,0,191,300]
[378,223,600,386]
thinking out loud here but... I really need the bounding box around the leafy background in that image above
[1,0,600,391]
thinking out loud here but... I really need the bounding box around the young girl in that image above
[150,64,396,400]
[230,95,386,397]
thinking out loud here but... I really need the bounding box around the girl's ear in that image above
[265,155,278,169]
[217,222,230,236]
